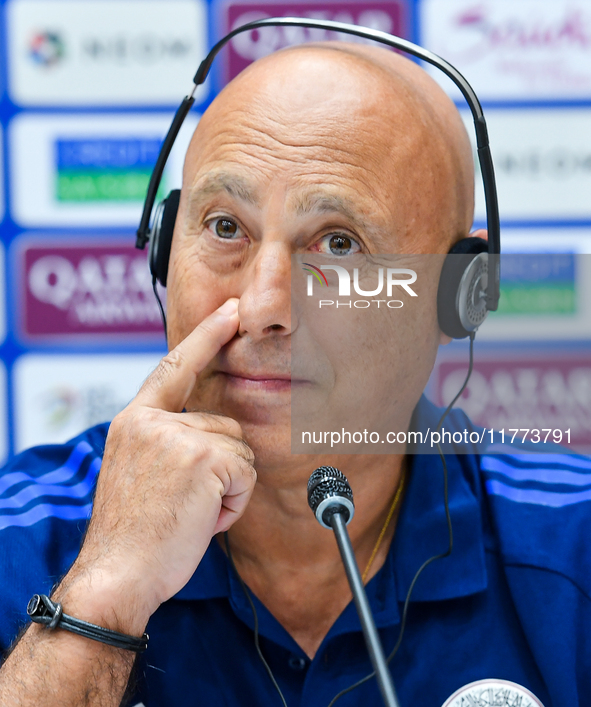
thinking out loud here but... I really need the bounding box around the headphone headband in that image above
[136,16,500,310]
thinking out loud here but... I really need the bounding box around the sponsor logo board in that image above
[435,354,591,452]
[477,235,591,341]
[421,0,591,101]
[7,0,207,105]
[13,353,163,452]
[55,137,164,204]
[17,238,164,341]
[466,108,591,223]
[10,113,198,227]
[221,1,408,82]
[496,253,575,316]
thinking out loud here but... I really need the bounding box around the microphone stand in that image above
[329,511,401,707]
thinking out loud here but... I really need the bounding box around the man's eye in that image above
[208,217,243,239]
[315,233,361,256]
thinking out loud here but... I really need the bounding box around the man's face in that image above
[165,46,473,464]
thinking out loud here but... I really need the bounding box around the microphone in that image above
[307,466,355,528]
[307,467,401,707]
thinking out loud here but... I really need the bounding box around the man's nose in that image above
[238,243,292,339]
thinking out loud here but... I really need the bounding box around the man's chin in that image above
[235,422,300,471]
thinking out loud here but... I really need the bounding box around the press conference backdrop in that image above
[0,0,589,461]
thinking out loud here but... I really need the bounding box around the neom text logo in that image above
[28,30,193,68]
[302,263,418,308]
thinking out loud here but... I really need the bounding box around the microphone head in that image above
[307,466,355,529]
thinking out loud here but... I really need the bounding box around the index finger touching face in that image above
[135,299,239,412]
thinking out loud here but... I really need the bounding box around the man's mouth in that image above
[218,370,308,392]
[220,370,290,391]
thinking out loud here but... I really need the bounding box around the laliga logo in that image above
[302,263,418,309]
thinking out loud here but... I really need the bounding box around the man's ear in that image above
[438,228,488,345]
[470,228,488,243]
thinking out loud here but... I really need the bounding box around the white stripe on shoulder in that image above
[482,456,591,487]
[483,448,591,470]
[486,478,591,508]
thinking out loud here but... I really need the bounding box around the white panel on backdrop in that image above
[13,353,163,452]
[421,0,591,101]
[465,108,591,222]
[10,113,199,227]
[7,0,207,106]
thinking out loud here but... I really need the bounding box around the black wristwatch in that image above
[27,594,148,653]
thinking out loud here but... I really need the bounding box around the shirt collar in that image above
[175,396,488,607]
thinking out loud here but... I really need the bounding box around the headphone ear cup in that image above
[148,189,180,288]
[437,237,489,339]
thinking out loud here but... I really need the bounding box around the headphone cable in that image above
[152,275,168,341]
[224,532,289,707]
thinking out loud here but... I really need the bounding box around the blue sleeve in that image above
[0,424,109,655]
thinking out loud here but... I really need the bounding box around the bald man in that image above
[1,43,589,707]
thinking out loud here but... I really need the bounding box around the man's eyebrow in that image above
[187,172,259,210]
[294,190,380,237]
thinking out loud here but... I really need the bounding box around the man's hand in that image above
[70,297,255,632]
[0,298,255,707]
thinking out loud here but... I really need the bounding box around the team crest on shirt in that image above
[441,679,545,706]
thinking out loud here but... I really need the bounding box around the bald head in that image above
[182,41,475,252]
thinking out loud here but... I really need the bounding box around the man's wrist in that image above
[52,566,153,638]
[27,594,149,652]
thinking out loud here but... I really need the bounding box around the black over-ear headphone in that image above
[136,17,501,340]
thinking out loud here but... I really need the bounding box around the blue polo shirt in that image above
[1,397,590,706]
